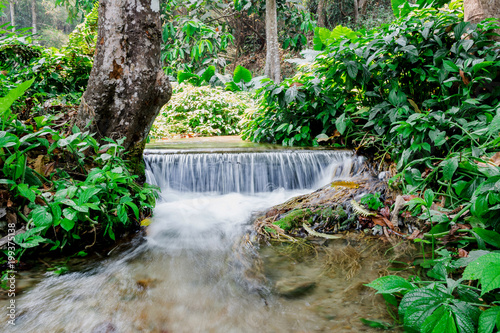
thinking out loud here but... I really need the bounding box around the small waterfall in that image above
[144,150,364,194]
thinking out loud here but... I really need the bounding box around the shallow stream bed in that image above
[2,139,417,332]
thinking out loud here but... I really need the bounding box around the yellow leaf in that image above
[408,99,421,113]
[140,218,152,227]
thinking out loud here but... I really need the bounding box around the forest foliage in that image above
[2,0,500,331]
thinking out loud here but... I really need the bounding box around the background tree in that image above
[9,0,15,31]
[75,0,171,171]
[464,0,500,40]
[264,0,281,82]
[317,0,326,27]
[30,0,36,35]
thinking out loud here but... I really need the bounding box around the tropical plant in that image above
[151,83,254,138]
[1,80,159,258]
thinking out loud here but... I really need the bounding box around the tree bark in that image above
[31,0,37,35]
[353,0,359,25]
[9,1,15,32]
[317,0,326,27]
[75,0,171,173]
[264,0,281,83]
[464,0,500,40]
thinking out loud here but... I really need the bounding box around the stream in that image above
[2,139,411,332]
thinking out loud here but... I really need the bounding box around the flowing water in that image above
[2,146,408,332]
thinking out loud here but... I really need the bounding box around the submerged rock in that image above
[275,277,316,298]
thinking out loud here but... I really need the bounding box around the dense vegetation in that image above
[2,0,500,331]
[151,83,254,138]
[242,3,500,331]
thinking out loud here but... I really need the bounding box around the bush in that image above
[0,4,97,110]
[151,83,254,138]
[0,80,158,260]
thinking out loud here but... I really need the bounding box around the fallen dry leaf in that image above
[458,248,469,258]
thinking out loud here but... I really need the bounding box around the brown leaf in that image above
[372,215,395,229]
[458,248,468,258]
[490,152,500,166]
[401,210,412,218]
[459,70,470,85]
[35,197,46,206]
[380,206,391,219]
[408,99,421,113]
[34,155,45,175]
[407,229,423,240]
[6,212,17,224]
[402,195,418,201]
[44,162,55,177]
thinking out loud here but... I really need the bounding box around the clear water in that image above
[2,149,402,332]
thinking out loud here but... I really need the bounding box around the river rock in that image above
[275,277,316,298]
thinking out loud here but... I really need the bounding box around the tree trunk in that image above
[464,0,500,40]
[31,0,37,35]
[9,1,15,32]
[317,0,326,27]
[75,0,171,173]
[264,0,281,83]
[353,0,359,25]
[359,0,368,15]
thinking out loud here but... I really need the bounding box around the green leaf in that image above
[421,305,457,333]
[345,61,358,79]
[391,0,406,17]
[399,287,452,331]
[17,183,36,203]
[285,86,298,104]
[359,318,392,329]
[471,228,500,248]
[441,157,459,181]
[424,189,435,207]
[177,71,200,84]
[463,253,500,295]
[443,60,459,72]
[77,187,101,206]
[366,275,415,294]
[478,307,500,333]
[0,131,19,149]
[0,79,35,115]
[117,205,128,223]
[201,65,216,83]
[233,65,252,83]
[31,206,53,227]
[124,201,140,220]
[336,113,347,135]
[61,218,75,232]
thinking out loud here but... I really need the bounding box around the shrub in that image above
[151,83,254,138]
[0,80,158,259]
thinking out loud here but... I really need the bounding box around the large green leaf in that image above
[0,79,35,115]
[177,71,200,84]
[391,0,407,17]
[399,287,452,331]
[471,228,500,248]
[441,157,459,181]
[478,307,500,333]
[463,253,500,295]
[17,183,36,203]
[0,131,19,149]
[31,206,53,227]
[366,275,416,294]
[233,65,252,83]
[336,113,347,135]
[201,65,215,83]
[421,305,457,333]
